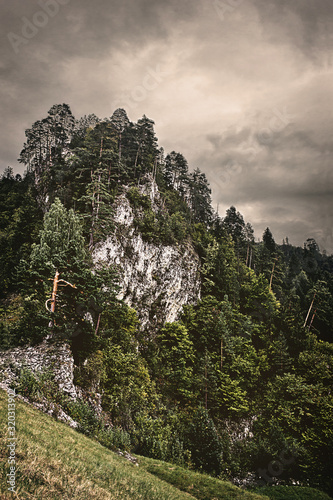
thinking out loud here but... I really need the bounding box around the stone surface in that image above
[93,179,201,330]
[0,341,77,399]
[0,382,78,428]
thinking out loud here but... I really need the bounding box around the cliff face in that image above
[93,180,201,330]
[0,342,76,399]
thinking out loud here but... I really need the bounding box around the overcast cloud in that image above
[1,0,332,251]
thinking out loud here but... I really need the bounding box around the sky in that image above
[1,0,333,252]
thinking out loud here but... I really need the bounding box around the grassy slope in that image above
[138,456,268,500]
[0,389,268,500]
[253,486,333,500]
[138,456,333,500]
[0,389,195,500]
[1,389,330,500]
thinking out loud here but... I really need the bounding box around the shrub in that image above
[133,414,191,467]
[13,366,63,404]
[185,406,223,476]
[97,426,132,451]
[126,187,151,210]
[64,399,102,436]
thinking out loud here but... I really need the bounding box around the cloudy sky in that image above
[1,0,333,251]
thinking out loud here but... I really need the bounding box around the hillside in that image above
[0,104,333,497]
[1,389,332,500]
[0,389,269,500]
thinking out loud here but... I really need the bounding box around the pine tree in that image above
[188,168,213,225]
[134,115,158,180]
[110,108,130,161]
[25,198,118,345]
[70,122,117,246]
[163,151,189,195]
[19,104,76,209]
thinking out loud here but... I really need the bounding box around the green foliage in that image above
[140,455,271,500]
[185,406,223,475]
[154,322,195,402]
[96,426,132,452]
[127,187,191,245]
[73,350,105,390]
[0,170,42,298]
[201,237,239,302]
[30,197,86,273]
[12,366,102,437]
[134,413,191,467]
[101,344,154,429]
[253,373,333,493]
[2,105,333,495]
[12,366,67,412]
[240,269,280,325]
[65,399,102,436]
[126,187,152,209]
[222,206,254,263]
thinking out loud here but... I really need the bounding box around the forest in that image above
[0,104,332,497]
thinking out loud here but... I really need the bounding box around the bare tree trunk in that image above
[269,257,278,291]
[50,270,60,313]
[134,144,141,178]
[308,308,317,330]
[249,247,253,269]
[95,313,101,336]
[204,362,208,410]
[220,337,223,370]
[303,292,316,328]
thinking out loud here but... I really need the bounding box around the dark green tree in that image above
[163,151,189,196]
[110,108,130,161]
[19,104,75,209]
[186,406,223,475]
[188,168,213,225]
[134,115,159,180]
[154,322,195,402]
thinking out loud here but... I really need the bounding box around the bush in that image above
[12,367,41,399]
[133,414,191,467]
[126,187,151,210]
[185,406,223,476]
[13,366,63,404]
[96,426,132,451]
[64,399,102,436]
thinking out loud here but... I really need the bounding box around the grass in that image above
[0,389,195,499]
[138,455,333,500]
[138,456,269,500]
[253,485,333,500]
[1,388,331,500]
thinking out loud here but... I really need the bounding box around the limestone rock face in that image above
[0,342,77,399]
[93,180,201,330]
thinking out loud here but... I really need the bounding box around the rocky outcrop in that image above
[0,341,77,399]
[93,180,201,330]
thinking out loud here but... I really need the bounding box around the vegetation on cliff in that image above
[0,104,332,496]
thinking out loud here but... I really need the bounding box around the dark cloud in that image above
[0,0,332,251]
[253,0,333,64]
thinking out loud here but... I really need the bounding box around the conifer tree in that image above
[110,108,130,161]
[19,104,76,209]
[188,168,213,225]
[24,198,117,345]
[163,151,189,195]
[134,115,158,180]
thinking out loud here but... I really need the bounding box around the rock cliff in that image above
[0,341,76,399]
[93,179,201,330]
